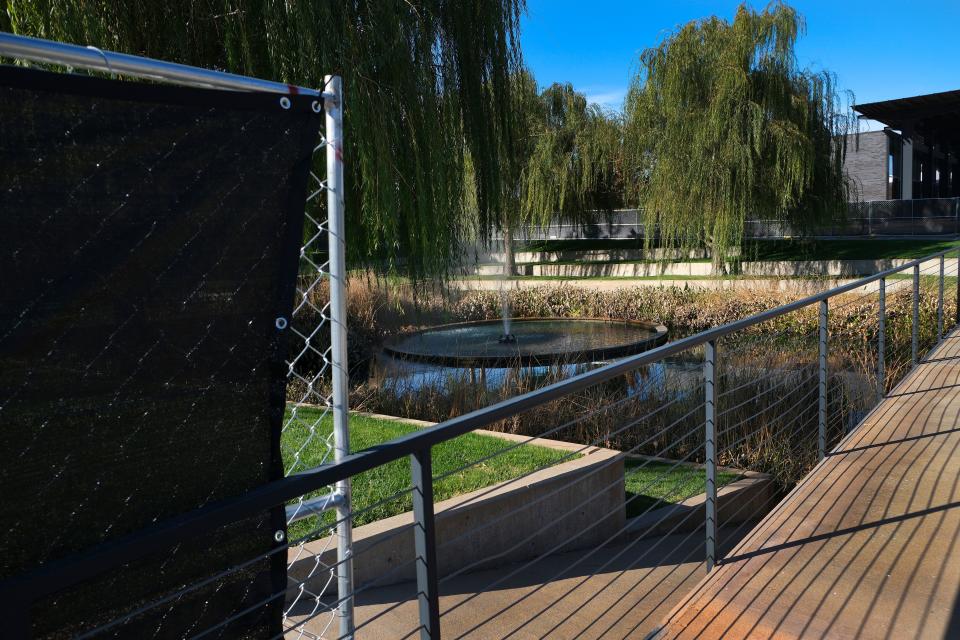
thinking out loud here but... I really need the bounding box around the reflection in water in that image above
[371,354,703,401]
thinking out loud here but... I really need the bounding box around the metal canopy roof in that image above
[856,89,960,148]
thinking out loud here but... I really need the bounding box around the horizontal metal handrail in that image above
[0,32,325,97]
[4,243,958,603]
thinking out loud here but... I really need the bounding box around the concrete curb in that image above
[624,454,775,540]
[353,410,611,456]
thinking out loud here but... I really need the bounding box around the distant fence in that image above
[510,198,960,242]
[750,198,960,238]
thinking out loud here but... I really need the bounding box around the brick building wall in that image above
[843,130,889,201]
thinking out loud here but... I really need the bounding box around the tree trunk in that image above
[710,239,728,276]
[503,219,516,276]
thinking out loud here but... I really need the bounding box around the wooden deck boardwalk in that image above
[653,331,960,639]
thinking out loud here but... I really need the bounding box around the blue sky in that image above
[521,0,960,126]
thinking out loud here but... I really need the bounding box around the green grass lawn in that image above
[283,408,577,540]
[889,273,958,283]
[283,410,742,539]
[746,238,959,261]
[520,238,958,262]
[624,459,740,519]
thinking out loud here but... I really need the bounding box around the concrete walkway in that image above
[652,330,960,639]
[454,276,912,295]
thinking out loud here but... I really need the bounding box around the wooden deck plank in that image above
[653,332,960,639]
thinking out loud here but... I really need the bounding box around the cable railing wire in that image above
[434,261,960,637]
[62,281,960,640]
[12,238,960,640]
[63,304,940,636]
[435,401,708,585]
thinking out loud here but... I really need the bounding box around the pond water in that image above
[371,353,704,401]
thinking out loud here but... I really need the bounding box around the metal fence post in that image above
[939,254,945,340]
[325,74,355,638]
[411,449,442,639]
[818,300,828,460]
[878,278,886,401]
[704,339,717,573]
[913,264,920,365]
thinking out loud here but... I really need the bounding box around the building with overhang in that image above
[844,89,960,201]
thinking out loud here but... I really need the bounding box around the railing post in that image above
[957,248,960,327]
[913,264,920,365]
[878,278,886,401]
[324,74,355,638]
[939,254,945,340]
[704,339,717,573]
[818,300,828,461]
[411,449,441,639]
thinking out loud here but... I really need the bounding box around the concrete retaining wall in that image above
[531,262,713,277]
[626,468,776,540]
[525,257,955,279]
[740,256,955,277]
[479,248,711,265]
[288,440,624,590]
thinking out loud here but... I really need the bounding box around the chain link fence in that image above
[281,75,354,639]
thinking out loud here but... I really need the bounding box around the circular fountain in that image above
[384,318,668,367]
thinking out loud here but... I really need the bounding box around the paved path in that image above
[453,276,919,295]
[652,331,960,639]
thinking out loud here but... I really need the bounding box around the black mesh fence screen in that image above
[0,67,320,638]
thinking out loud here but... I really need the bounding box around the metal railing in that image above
[499,198,960,242]
[751,197,960,238]
[0,32,325,96]
[5,242,959,638]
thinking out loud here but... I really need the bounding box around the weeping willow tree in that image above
[498,72,623,273]
[623,2,856,272]
[3,0,524,280]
